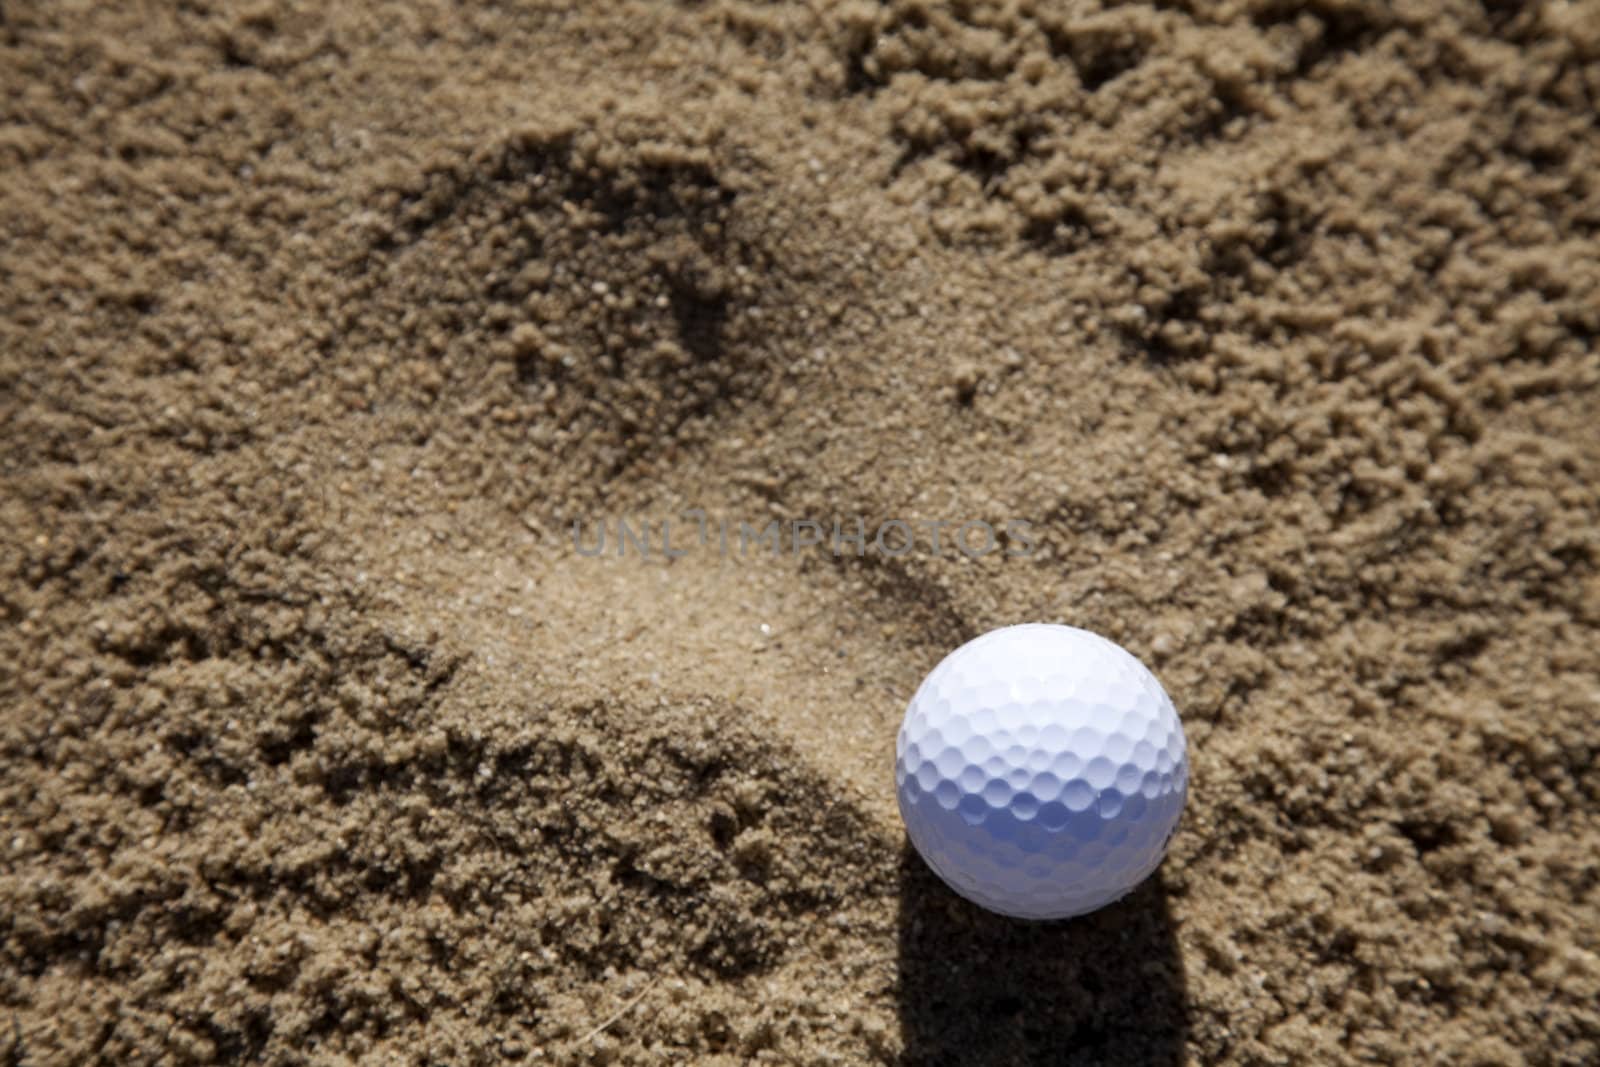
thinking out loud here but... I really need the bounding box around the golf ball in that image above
[896,623,1188,920]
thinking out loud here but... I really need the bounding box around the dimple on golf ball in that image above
[895,623,1188,920]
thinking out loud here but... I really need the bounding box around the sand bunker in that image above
[3,1,1597,1063]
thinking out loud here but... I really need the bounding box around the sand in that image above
[2,0,1598,1063]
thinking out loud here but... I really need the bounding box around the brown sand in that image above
[3,1,1599,1063]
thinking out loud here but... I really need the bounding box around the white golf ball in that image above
[896,623,1188,920]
